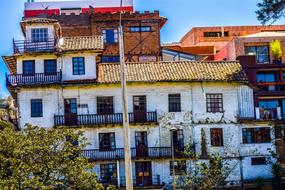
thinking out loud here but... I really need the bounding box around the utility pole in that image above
[119,0,133,189]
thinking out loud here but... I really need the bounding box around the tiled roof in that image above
[21,18,59,24]
[57,36,104,52]
[2,56,17,75]
[97,61,248,84]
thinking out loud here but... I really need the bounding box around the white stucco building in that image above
[3,18,277,189]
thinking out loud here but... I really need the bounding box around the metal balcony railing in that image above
[54,111,158,127]
[6,72,62,87]
[13,38,56,54]
[255,107,282,120]
[81,146,195,161]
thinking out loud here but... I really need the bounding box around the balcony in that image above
[13,38,56,54]
[54,112,158,127]
[255,107,282,120]
[120,175,162,188]
[98,175,162,188]
[82,146,194,161]
[6,72,62,88]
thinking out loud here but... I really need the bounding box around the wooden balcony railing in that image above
[13,38,56,54]
[6,72,62,87]
[54,112,158,127]
[81,146,195,161]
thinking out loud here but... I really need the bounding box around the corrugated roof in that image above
[57,36,104,52]
[97,61,247,83]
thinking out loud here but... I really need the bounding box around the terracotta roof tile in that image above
[97,61,248,83]
[21,18,59,24]
[57,36,104,52]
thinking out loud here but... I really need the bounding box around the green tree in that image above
[0,123,103,190]
[175,153,231,190]
[256,0,285,24]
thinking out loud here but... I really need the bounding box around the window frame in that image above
[44,59,57,75]
[72,57,85,75]
[23,60,35,76]
[170,160,186,175]
[102,56,120,63]
[130,26,152,32]
[31,99,43,118]
[245,45,270,64]
[206,93,223,113]
[168,94,181,112]
[99,133,116,151]
[31,28,48,43]
[210,128,224,147]
[97,97,114,115]
[100,163,117,183]
[102,29,118,44]
[242,127,271,144]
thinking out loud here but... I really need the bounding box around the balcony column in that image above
[255,107,260,120]
[116,160,120,188]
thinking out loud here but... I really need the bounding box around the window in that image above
[102,29,118,43]
[100,163,117,183]
[72,57,85,75]
[172,129,184,148]
[242,128,271,144]
[245,45,269,64]
[23,60,35,76]
[210,128,223,146]
[168,94,181,112]
[256,72,277,83]
[170,160,186,175]
[99,133,116,151]
[130,26,151,32]
[206,94,223,113]
[97,97,114,114]
[44,60,57,75]
[102,56,120,63]
[31,28,48,42]
[251,157,267,165]
[204,31,229,37]
[31,99,43,117]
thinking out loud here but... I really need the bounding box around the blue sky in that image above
[1,0,285,97]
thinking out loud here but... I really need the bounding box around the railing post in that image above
[277,107,282,120]
[255,107,260,120]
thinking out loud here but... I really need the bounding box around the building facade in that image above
[2,18,279,189]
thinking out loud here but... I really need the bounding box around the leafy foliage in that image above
[270,39,282,60]
[176,154,229,190]
[256,0,285,24]
[0,123,103,190]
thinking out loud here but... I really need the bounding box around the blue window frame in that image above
[72,57,85,75]
[242,128,271,144]
[256,72,277,83]
[31,28,48,42]
[31,99,43,117]
[44,60,57,75]
[102,56,120,63]
[245,45,270,64]
[102,29,118,43]
[130,26,151,32]
[23,60,35,76]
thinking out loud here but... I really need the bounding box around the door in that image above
[172,130,184,157]
[64,99,77,126]
[135,161,152,186]
[133,96,147,123]
[135,131,148,157]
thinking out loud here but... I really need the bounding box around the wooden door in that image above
[172,130,184,156]
[133,96,147,123]
[135,161,152,186]
[64,99,77,126]
[135,131,148,157]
